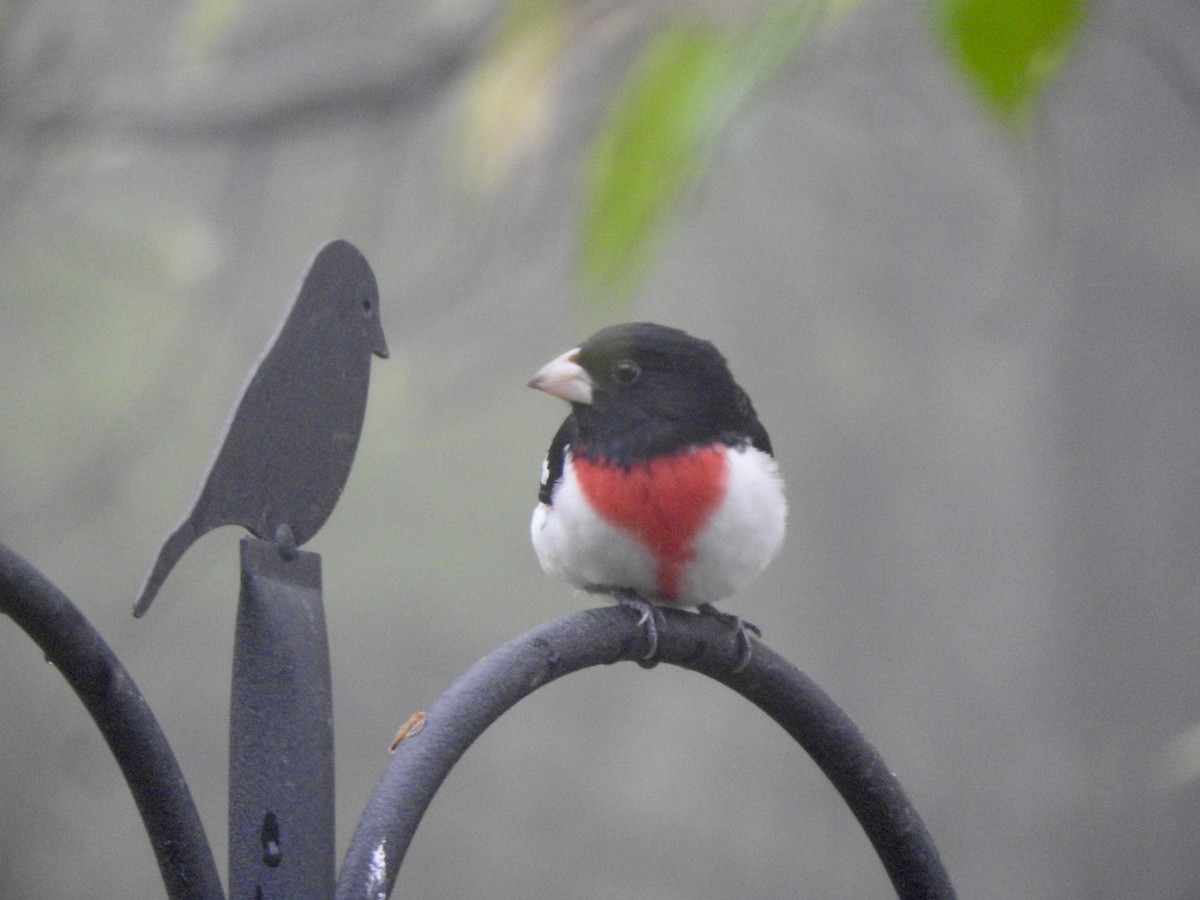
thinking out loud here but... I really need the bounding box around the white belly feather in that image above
[531,445,786,607]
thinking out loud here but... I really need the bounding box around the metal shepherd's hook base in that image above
[1,240,955,900]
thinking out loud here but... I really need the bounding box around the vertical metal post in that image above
[229,537,334,899]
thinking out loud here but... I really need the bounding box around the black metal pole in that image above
[0,541,225,900]
[228,537,335,900]
[336,605,955,900]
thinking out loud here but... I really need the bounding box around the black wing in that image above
[538,416,576,506]
[730,384,773,456]
[745,415,773,457]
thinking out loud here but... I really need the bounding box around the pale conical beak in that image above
[528,347,592,405]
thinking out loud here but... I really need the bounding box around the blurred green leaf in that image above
[936,0,1087,123]
[173,0,244,63]
[579,0,835,310]
[459,0,570,189]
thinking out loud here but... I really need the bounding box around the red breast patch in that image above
[573,446,729,601]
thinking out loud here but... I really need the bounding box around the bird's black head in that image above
[533,322,768,465]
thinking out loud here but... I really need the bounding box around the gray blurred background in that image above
[2,0,1198,897]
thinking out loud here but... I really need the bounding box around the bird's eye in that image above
[612,360,641,384]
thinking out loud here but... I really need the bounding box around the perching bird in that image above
[529,323,786,668]
[133,239,389,617]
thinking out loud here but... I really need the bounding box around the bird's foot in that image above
[697,604,761,674]
[608,589,663,665]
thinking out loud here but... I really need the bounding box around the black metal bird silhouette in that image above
[133,240,388,616]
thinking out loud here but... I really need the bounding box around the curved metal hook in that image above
[0,541,224,900]
[336,605,955,900]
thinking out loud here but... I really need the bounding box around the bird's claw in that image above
[697,603,760,674]
[612,590,663,665]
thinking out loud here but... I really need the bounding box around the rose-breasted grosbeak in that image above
[529,322,786,669]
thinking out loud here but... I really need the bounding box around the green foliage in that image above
[174,0,245,60]
[935,0,1087,122]
[578,1,828,310]
[470,0,1087,311]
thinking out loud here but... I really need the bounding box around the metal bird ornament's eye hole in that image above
[361,297,373,316]
[612,359,641,385]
